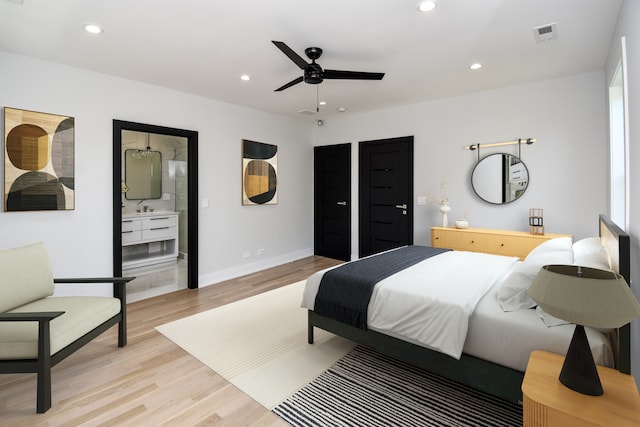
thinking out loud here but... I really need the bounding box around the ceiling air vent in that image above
[532,23,557,43]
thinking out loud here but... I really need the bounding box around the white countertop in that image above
[122,211,178,219]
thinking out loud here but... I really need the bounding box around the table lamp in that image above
[527,264,640,396]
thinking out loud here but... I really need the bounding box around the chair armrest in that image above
[53,277,135,284]
[0,311,65,322]
[53,277,134,304]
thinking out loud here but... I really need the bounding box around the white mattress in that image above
[463,280,614,371]
[303,253,615,372]
[304,250,518,359]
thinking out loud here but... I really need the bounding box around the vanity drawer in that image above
[122,230,142,244]
[142,216,177,229]
[121,213,179,269]
[122,219,142,232]
[143,226,176,241]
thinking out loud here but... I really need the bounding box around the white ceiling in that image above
[0,0,622,121]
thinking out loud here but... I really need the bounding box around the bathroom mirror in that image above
[471,153,528,204]
[124,149,162,199]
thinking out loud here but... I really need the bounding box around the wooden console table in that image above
[430,227,571,260]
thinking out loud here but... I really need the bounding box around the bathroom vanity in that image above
[122,211,179,269]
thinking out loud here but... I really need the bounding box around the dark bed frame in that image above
[307,215,631,405]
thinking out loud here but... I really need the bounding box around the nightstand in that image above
[522,350,640,426]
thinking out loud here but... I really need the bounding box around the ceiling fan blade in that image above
[272,41,309,70]
[323,69,385,80]
[274,76,304,92]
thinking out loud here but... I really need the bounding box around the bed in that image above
[303,215,631,404]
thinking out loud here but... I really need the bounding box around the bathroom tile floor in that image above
[125,259,188,302]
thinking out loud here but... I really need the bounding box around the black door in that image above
[359,136,413,257]
[314,144,351,261]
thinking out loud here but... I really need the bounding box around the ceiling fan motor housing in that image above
[305,47,323,60]
[304,63,324,84]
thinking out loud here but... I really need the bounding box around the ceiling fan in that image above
[272,41,385,92]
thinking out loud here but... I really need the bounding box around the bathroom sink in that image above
[122,211,177,218]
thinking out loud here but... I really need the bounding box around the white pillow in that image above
[497,239,574,312]
[525,250,574,266]
[525,237,573,263]
[572,237,605,259]
[573,251,611,270]
[535,306,571,327]
[497,262,541,311]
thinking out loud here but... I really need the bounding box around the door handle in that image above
[337,201,347,206]
[395,204,407,209]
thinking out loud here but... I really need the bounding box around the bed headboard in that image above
[599,214,631,374]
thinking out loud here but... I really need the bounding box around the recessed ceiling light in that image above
[83,24,103,34]
[337,107,347,112]
[319,101,327,106]
[240,75,251,81]
[469,63,482,70]
[418,1,437,13]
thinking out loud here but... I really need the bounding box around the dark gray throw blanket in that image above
[314,245,450,330]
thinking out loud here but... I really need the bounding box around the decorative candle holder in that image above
[529,208,544,235]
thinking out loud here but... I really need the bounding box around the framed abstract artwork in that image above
[242,139,277,205]
[4,107,75,211]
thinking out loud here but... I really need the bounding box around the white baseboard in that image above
[197,248,314,288]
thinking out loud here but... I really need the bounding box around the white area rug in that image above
[156,281,355,409]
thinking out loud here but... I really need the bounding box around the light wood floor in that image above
[0,256,343,426]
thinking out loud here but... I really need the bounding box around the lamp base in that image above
[559,324,603,396]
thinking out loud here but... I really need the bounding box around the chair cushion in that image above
[0,242,54,312]
[0,296,121,359]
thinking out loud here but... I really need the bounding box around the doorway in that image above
[314,143,351,261]
[113,120,198,296]
[359,136,413,257]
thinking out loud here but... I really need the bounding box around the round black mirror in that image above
[471,153,529,204]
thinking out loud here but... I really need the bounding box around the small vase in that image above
[455,218,469,229]
[439,204,451,227]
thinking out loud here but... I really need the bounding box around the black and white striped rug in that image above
[273,345,522,427]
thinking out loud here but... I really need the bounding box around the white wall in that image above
[606,0,640,385]
[312,72,609,258]
[0,51,314,293]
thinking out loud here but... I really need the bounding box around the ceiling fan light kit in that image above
[418,1,437,13]
[83,24,103,34]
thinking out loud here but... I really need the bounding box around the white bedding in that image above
[302,250,518,359]
[302,248,615,370]
[464,282,614,371]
